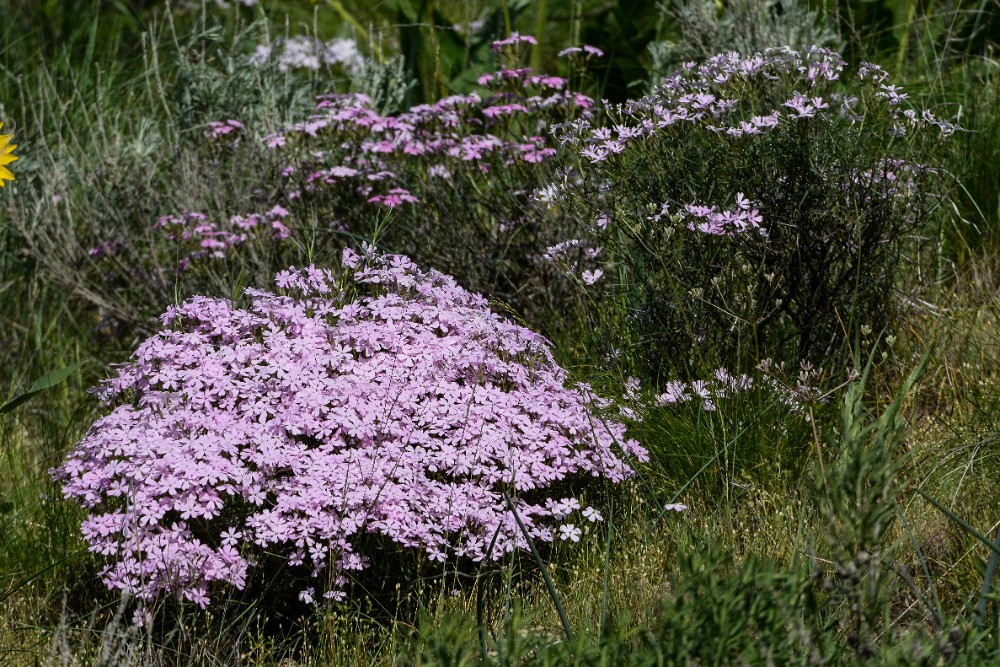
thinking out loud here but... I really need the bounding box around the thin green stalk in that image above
[530,0,547,72]
[599,497,614,638]
[503,493,574,645]
[477,522,503,662]
[976,523,1000,629]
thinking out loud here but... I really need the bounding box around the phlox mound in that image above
[52,248,647,609]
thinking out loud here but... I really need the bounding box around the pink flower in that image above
[559,524,582,542]
[491,32,537,51]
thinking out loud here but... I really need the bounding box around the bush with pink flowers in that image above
[547,48,956,377]
[66,34,600,335]
[51,248,647,612]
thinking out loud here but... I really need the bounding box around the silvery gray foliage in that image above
[648,0,841,83]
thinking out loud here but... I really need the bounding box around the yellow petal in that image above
[0,153,16,167]
[0,164,13,185]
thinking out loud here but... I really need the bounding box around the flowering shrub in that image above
[73,35,598,333]
[257,38,598,318]
[52,249,646,611]
[548,47,956,377]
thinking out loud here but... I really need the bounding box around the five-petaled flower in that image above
[559,524,582,542]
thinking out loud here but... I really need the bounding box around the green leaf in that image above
[0,362,84,416]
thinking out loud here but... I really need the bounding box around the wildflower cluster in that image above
[210,35,596,320]
[653,368,754,411]
[679,193,764,237]
[560,48,956,154]
[140,206,291,272]
[269,65,592,208]
[58,35,607,333]
[52,249,646,612]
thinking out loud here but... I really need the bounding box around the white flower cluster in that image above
[251,35,365,74]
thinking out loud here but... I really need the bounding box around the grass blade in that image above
[917,490,1000,558]
[0,362,84,416]
[977,524,1000,629]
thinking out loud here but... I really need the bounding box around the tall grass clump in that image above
[937,60,1000,259]
[549,47,958,381]
[6,11,355,338]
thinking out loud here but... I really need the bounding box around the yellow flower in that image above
[0,122,18,187]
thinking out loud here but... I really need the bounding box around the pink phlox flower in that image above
[368,188,420,208]
[426,164,452,180]
[876,84,909,106]
[263,133,287,148]
[543,238,587,262]
[558,524,581,542]
[646,202,671,223]
[491,32,537,51]
[558,45,604,58]
[783,92,819,118]
[526,75,568,90]
[482,103,529,118]
[205,120,244,140]
[750,112,780,129]
[655,381,689,406]
[581,145,609,163]
[858,61,889,83]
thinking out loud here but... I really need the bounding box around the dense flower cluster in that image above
[76,35,600,327]
[264,35,594,212]
[677,193,764,237]
[52,249,646,610]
